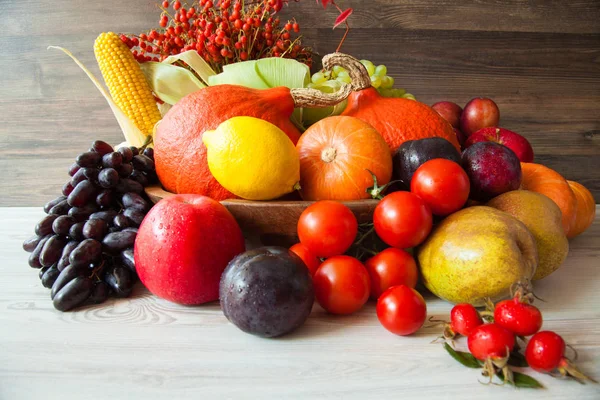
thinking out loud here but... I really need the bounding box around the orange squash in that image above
[567,180,596,238]
[520,162,577,234]
[323,53,460,153]
[297,116,393,200]
[154,83,351,200]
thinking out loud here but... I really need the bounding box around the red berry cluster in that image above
[120,0,312,72]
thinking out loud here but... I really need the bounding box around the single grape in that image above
[122,193,150,212]
[39,266,49,280]
[102,152,123,169]
[115,179,144,194]
[83,219,109,241]
[68,222,86,241]
[62,182,75,196]
[76,152,101,168]
[129,146,139,156]
[360,59,376,76]
[28,235,51,269]
[118,146,134,163]
[332,65,346,76]
[57,241,79,271]
[336,74,352,84]
[69,239,102,268]
[98,168,120,188]
[96,190,115,208]
[88,210,118,224]
[43,196,67,214]
[142,148,154,160]
[53,276,94,311]
[48,200,71,216]
[68,163,80,177]
[374,64,387,77]
[70,168,87,187]
[67,180,97,207]
[132,155,154,172]
[370,75,382,88]
[86,281,109,305]
[51,264,84,299]
[52,215,75,236]
[102,231,137,254]
[68,203,98,222]
[120,248,136,275]
[91,140,114,155]
[116,163,133,178]
[41,264,60,288]
[113,213,130,230]
[129,170,149,186]
[380,75,394,89]
[123,209,145,227]
[311,71,327,85]
[40,235,68,267]
[104,265,134,298]
[35,215,58,237]
[23,235,43,253]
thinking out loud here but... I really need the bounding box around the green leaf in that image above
[48,46,147,147]
[508,351,529,368]
[209,60,270,88]
[140,61,205,105]
[444,343,481,369]
[497,370,544,389]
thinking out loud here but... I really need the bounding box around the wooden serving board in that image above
[146,185,378,246]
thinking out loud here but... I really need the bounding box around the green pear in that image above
[417,206,538,306]
[487,190,568,280]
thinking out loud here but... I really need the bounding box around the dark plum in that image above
[219,247,314,338]
[393,137,461,189]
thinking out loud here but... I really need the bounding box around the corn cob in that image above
[94,32,161,136]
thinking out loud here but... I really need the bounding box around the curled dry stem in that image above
[290,83,352,108]
[321,52,371,91]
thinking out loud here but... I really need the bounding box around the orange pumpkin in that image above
[297,116,393,201]
[323,53,460,153]
[567,180,596,238]
[520,162,577,234]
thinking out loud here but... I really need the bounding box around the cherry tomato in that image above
[494,298,543,337]
[525,331,566,372]
[467,323,515,361]
[365,248,418,299]
[313,255,370,315]
[373,192,432,249]
[410,158,470,216]
[376,285,427,336]
[450,303,483,336]
[289,243,320,276]
[298,201,358,258]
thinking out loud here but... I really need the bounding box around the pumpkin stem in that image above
[322,52,372,91]
[290,84,352,108]
[321,147,337,163]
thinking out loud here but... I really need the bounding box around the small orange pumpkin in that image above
[567,180,596,238]
[297,116,392,201]
[520,162,577,234]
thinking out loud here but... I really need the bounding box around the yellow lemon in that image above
[203,116,301,200]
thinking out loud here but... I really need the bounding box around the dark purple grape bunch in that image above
[22,140,157,312]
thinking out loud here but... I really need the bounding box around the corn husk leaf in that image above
[162,50,216,85]
[48,46,147,147]
[140,61,205,105]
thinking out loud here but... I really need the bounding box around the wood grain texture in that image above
[0,0,598,206]
[2,207,600,400]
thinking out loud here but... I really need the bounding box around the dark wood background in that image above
[1,0,598,206]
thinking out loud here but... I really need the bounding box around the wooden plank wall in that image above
[0,0,598,205]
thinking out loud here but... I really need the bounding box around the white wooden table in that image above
[1,207,599,400]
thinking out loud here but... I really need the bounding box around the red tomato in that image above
[373,192,432,249]
[313,255,370,315]
[297,201,358,258]
[410,159,470,216]
[365,248,418,299]
[376,285,427,336]
[289,243,320,276]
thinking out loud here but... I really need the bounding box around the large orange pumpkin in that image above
[567,180,596,238]
[297,116,393,200]
[154,84,351,200]
[323,53,460,153]
[520,162,577,234]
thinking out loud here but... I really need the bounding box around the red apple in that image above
[432,101,463,129]
[460,97,500,136]
[135,194,245,305]
[465,127,534,162]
